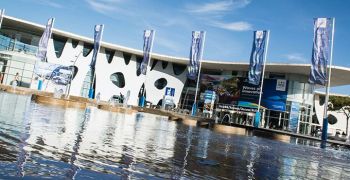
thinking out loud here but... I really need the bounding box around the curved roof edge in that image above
[3,15,350,87]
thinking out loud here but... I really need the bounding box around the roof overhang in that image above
[2,15,350,87]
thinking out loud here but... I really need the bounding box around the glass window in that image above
[173,63,186,75]
[328,114,337,125]
[123,52,132,65]
[71,39,79,48]
[110,72,125,88]
[53,34,67,58]
[83,43,93,57]
[154,78,167,90]
[150,59,158,71]
[269,73,285,79]
[162,61,168,69]
[105,49,115,64]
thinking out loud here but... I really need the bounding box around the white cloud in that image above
[36,0,63,8]
[211,21,252,31]
[187,0,251,14]
[85,0,117,12]
[284,53,308,63]
[85,0,125,14]
[156,36,183,53]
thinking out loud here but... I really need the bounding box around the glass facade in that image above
[0,28,38,88]
[179,69,316,135]
[0,54,35,88]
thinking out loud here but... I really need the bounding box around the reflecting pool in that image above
[0,92,350,179]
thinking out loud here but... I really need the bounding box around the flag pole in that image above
[321,18,335,148]
[88,25,104,99]
[140,30,155,107]
[191,31,206,116]
[0,9,5,29]
[254,30,270,127]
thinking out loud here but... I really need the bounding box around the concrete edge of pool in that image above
[1,84,349,148]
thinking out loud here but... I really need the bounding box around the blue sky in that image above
[2,0,350,94]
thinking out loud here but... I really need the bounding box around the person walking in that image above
[12,72,20,86]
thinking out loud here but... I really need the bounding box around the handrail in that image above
[0,34,38,56]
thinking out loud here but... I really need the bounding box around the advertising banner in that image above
[90,24,104,70]
[238,79,260,108]
[261,79,288,111]
[187,31,205,80]
[309,18,333,85]
[36,18,54,62]
[32,61,74,93]
[200,76,288,111]
[203,90,216,115]
[200,74,240,104]
[248,30,268,85]
[140,30,155,75]
[289,102,300,133]
[238,78,288,111]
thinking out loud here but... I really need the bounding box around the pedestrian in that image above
[12,72,20,86]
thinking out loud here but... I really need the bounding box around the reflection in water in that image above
[65,108,91,179]
[0,92,350,179]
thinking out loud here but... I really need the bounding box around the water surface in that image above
[0,92,350,179]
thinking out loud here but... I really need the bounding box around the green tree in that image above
[329,96,350,135]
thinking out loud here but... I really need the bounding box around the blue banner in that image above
[90,24,104,70]
[289,102,300,133]
[238,78,288,111]
[140,30,155,75]
[261,79,288,111]
[248,30,267,85]
[0,9,4,29]
[36,18,55,62]
[187,31,205,80]
[309,18,333,85]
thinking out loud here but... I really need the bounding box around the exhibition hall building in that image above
[1,15,350,137]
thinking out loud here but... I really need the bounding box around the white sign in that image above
[276,79,287,91]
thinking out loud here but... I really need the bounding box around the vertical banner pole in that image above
[254,31,270,127]
[0,9,5,29]
[191,31,206,116]
[321,18,335,148]
[139,30,155,107]
[89,24,104,99]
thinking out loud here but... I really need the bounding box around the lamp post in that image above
[65,51,82,99]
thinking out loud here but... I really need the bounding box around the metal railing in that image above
[0,34,38,56]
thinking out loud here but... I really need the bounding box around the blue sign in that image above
[238,78,288,111]
[165,87,175,97]
[261,79,288,111]
[289,102,300,133]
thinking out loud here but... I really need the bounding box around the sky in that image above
[2,0,350,94]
